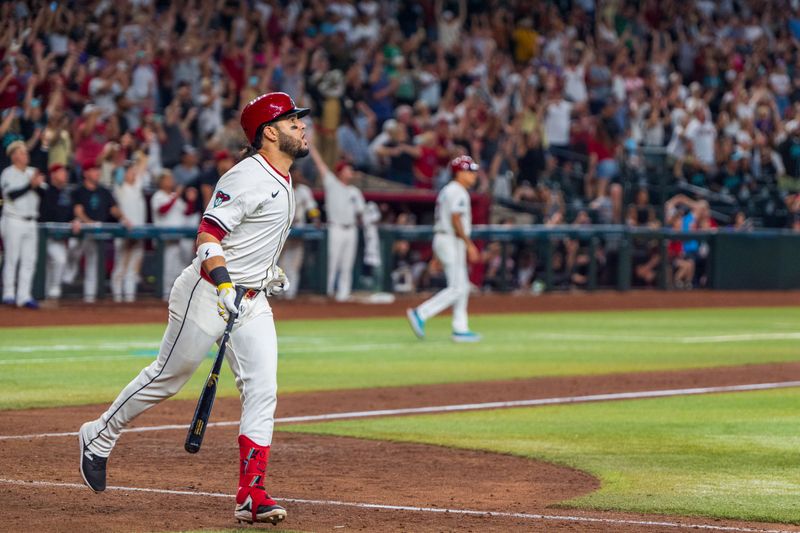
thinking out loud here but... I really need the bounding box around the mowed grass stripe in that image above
[0,307,798,409]
[283,388,800,525]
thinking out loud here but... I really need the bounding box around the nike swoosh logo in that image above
[271,191,279,198]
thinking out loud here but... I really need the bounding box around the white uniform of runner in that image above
[0,164,40,306]
[150,189,189,300]
[324,170,364,301]
[279,182,317,299]
[81,152,295,457]
[415,180,472,333]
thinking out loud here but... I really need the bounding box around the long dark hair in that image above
[241,123,268,160]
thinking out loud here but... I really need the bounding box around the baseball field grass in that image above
[0,306,798,409]
[1,305,800,527]
[285,387,800,524]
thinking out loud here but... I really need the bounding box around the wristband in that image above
[197,242,224,263]
[209,266,232,287]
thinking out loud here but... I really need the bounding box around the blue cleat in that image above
[405,308,425,339]
[2,298,15,306]
[21,300,39,310]
[452,331,482,343]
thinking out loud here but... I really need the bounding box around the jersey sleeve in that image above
[451,187,469,214]
[0,168,9,194]
[202,170,250,233]
[322,171,338,190]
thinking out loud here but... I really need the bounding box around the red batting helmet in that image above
[450,155,479,174]
[240,92,310,144]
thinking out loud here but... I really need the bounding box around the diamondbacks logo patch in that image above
[213,190,231,208]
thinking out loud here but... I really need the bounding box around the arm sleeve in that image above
[202,172,249,233]
[7,183,32,200]
[322,171,338,190]
[197,216,228,241]
[451,189,469,214]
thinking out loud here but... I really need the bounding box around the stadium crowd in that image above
[2,0,800,305]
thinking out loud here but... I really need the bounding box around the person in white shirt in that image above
[110,154,148,302]
[0,141,44,308]
[278,172,320,299]
[150,169,188,300]
[406,155,481,343]
[685,106,717,170]
[79,92,309,527]
[308,144,365,302]
[543,93,574,163]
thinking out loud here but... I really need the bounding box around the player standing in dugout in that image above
[78,92,310,526]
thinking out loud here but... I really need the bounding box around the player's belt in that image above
[6,213,37,221]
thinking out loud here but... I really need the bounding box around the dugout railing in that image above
[32,223,327,301]
[23,223,800,300]
[378,225,800,293]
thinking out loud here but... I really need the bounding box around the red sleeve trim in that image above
[197,217,228,241]
[158,195,179,215]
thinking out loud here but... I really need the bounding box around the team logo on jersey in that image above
[213,190,231,208]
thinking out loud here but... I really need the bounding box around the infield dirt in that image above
[1,290,798,532]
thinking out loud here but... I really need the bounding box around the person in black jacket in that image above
[40,163,79,300]
[72,163,131,303]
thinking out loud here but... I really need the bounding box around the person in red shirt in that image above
[584,119,620,199]
[0,63,23,111]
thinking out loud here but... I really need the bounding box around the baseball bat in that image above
[184,285,246,454]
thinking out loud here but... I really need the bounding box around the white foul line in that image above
[0,478,792,533]
[2,380,800,441]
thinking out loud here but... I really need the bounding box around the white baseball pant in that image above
[111,239,144,302]
[78,237,100,302]
[81,263,280,457]
[46,240,68,299]
[327,224,357,301]
[279,239,304,299]
[160,240,184,300]
[0,216,38,305]
[415,234,470,333]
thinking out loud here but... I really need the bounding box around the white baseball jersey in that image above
[150,190,188,226]
[433,180,471,237]
[197,153,295,289]
[0,165,39,218]
[322,171,364,226]
[114,181,147,225]
[292,182,317,226]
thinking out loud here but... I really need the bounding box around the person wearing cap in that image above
[406,155,482,342]
[72,162,132,303]
[0,140,45,308]
[78,92,310,528]
[39,163,78,300]
[307,141,366,302]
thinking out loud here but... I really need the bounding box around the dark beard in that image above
[277,129,309,159]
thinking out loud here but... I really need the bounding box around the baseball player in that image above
[1,141,44,309]
[78,92,309,526]
[278,171,320,299]
[308,145,365,302]
[150,170,189,300]
[406,155,482,342]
